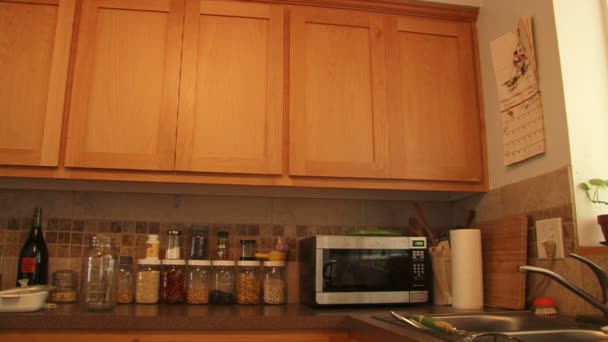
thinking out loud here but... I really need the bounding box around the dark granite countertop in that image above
[0,303,510,341]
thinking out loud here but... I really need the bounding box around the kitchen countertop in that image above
[0,303,506,341]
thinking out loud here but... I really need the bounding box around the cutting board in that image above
[474,215,528,310]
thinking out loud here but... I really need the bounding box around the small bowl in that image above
[0,287,49,312]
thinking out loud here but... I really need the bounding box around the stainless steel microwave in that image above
[299,235,430,306]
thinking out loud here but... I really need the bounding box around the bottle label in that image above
[21,257,36,273]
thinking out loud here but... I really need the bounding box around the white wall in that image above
[476,0,571,190]
[554,0,608,245]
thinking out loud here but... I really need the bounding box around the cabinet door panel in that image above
[0,0,75,166]
[65,0,184,170]
[386,17,482,181]
[289,8,389,178]
[175,0,283,174]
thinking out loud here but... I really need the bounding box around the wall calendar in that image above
[490,16,546,165]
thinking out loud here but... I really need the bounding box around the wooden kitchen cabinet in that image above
[385,16,484,182]
[65,0,185,170]
[175,0,284,174]
[0,0,75,166]
[289,7,390,178]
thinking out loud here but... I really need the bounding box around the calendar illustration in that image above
[490,16,546,165]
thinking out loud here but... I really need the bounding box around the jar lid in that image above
[237,260,261,267]
[120,256,133,265]
[212,260,235,266]
[190,225,209,233]
[187,260,211,266]
[263,261,286,267]
[167,229,182,235]
[147,234,159,241]
[162,259,186,265]
[138,258,161,265]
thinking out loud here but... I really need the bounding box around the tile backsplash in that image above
[0,187,454,301]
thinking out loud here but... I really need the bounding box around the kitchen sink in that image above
[374,311,608,341]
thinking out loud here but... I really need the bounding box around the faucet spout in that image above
[518,265,608,315]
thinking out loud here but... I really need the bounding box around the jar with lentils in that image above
[187,259,210,304]
[117,256,134,304]
[135,259,161,304]
[236,260,261,304]
[263,261,286,305]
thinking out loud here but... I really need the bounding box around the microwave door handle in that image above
[323,262,334,280]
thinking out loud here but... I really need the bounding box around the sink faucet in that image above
[519,253,608,315]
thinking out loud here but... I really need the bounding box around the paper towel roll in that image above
[450,229,483,309]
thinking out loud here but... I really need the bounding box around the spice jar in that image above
[166,229,182,259]
[189,226,208,260]
[217,231,230,260]
[210,260,235,304]
[146,234,160,259]
[263,261,286,305]
[187,259,210,304]
[50,270,78,303]
[239,240,256,261]
[135,258,161,304]
[117,256,134,304]
[81,235,119,311]
[237,260,261,304]
[161,259,186,303]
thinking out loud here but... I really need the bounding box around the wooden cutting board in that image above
[474,215,528,310]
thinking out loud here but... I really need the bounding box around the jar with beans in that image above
[187,259,211,304]
[210,260,236,304]
[161,259,186,304]
[263,261,286,305]
[135,259,161,304]
[236,260,261,304]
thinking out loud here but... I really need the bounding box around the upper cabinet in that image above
[0,0,75,166]
[175,0,284,175]
[65,0,184,170]
[385,16,483,182]
[289,7,390,178]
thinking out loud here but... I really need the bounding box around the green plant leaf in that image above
[581,183,591,191]
[589,179,606,186]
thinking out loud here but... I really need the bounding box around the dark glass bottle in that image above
[16,208,48,286]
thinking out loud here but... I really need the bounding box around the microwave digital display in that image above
[322,249,409,292]
[413,240,425,247]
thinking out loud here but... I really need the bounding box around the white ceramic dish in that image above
[0,285,50,312]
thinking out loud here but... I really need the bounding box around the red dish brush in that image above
[533,296,558,315]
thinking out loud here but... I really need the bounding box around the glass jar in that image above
[81,235,119,311]
[161,259,186,303]
[239,240,256,261]
[50,270,78,303]
[189,226,208,260]
[145,234,160,259]
[117,256,134,304]
[263,261,286,305]
[187,260,211,304]
[217,231,230,260]
[210,260,235,304]
[236,260,261,304]
[166,229,182,259]
[135,258,161,304]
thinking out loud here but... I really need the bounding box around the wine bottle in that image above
[16,208,49,287]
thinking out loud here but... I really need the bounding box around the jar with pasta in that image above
[263,261,286,305]
[135,259,161,304]
[187,259,210,304]
[236,260,261,304]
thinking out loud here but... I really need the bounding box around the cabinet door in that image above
[175,0,283,174]
[65,0,184,170]
[386,16,483,182]
[0,0,75,166]
[289,7,389,178]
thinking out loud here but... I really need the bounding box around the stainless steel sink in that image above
[503,329,608,342]
[422,311,581,331]
[375,311,608,341]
